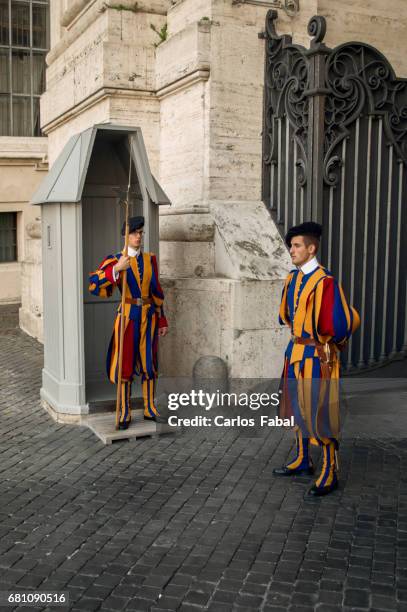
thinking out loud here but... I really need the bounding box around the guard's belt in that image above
[125,297,153,306]
[291,336,336,377]
[291,336,327,346]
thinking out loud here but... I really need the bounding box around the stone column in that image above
[155,0,293,381]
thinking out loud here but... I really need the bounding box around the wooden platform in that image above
[83,409,179,445]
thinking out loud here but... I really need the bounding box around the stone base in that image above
[160,276,291,380]
[19,306,43,343]
[83,410,179,445]
[42,398,84,424]
[158,200,292,380]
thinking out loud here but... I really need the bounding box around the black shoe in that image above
[307,479,338,497]
[144,414,168,423]
[118,421,130,430]
[273,464,314,477]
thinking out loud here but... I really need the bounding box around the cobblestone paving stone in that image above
[1,307,407,611]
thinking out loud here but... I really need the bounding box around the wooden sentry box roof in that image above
[30,123,171,206]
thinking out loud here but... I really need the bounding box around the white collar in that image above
[299,256,319,275]
[127,246,140,257]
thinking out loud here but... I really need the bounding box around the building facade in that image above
[11,0,407,378]
[0,0,48,340]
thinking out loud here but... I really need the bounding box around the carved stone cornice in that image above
[156,68,210,100]
[61,0,170,29]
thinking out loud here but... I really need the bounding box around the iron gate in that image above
[261,10,407,371]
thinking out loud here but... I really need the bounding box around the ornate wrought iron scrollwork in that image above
[261,10,407,370]
[324,43,407,184]
[284,54,309,156]
[307,15,326,44]
[263,11,407,190]
[296,158,307,187]
[262,10,309,185]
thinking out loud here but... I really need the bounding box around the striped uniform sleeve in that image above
[317,277,360,345]
[150,254,168,329]
[88,255,119,298]
[278,273,293,326]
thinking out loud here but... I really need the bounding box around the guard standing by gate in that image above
[88,216,168,429]
[273,222,360,496]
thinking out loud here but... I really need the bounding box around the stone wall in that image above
[0,137,48,341]
[43,0,170,165]
[157,0,293,380]
[320,0,407,75]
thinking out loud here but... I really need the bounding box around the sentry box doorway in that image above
[30,124,170,421]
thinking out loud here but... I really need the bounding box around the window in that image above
[0,212,17,261]
[0,0,49,136]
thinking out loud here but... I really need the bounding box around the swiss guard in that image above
[88,216,168,429]
[274,222,360,496]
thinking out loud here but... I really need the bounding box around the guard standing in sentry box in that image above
[88,216,168,430]
[273,222,360,497]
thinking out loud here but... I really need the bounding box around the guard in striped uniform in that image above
[273,222,360,496]
[88,216,168,429]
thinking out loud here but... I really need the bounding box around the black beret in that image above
[122,215,144,236]
[285,221,322,247]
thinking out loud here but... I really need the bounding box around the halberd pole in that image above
[115,140,132,430]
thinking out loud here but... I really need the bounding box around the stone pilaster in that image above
[156,0,292,379]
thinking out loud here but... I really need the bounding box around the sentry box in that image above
[30,124,171,422]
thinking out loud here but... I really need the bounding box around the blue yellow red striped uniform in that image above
[278,264,360,490]
[89,251,167,422]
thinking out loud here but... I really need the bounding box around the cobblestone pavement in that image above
[1,309,407,611]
